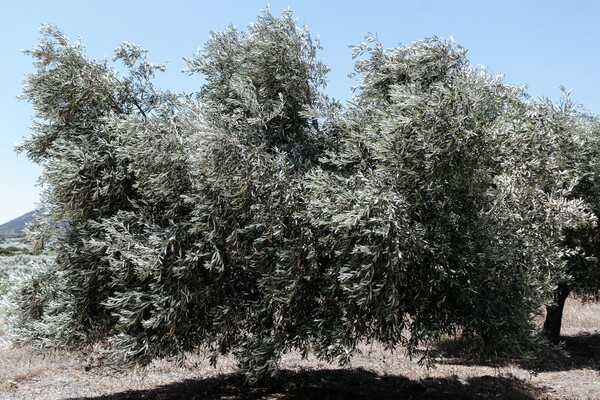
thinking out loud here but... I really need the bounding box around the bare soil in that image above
[1,298,598,399]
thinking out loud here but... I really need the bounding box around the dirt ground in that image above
[0,298,598,399]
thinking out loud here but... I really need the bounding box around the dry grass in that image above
[0,298,598,399]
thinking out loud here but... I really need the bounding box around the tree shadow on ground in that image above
[70,368,546,400]
[523,332,600,372]
[435,332,600,372]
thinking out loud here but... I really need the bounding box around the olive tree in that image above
[542,112,600,343]
[5,11,597,385]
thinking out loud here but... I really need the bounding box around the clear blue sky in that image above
[1,0,599,224]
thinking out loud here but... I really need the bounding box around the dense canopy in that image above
[4,10,599,383]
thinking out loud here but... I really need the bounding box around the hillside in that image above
[0,211,35,237]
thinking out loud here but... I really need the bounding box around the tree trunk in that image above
[542,283,571,344]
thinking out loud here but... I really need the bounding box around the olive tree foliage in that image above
[570,116,600,299]
[176,10,344,379]
[7,24,195,354]
[5,11,341,383]
[302,36,593,358]
[539,112,600,343]
[184,9,337,169]
[5,11,598,385]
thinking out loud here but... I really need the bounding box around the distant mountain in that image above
[0,211,36,237]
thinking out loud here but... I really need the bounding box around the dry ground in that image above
[0,299,598,400]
